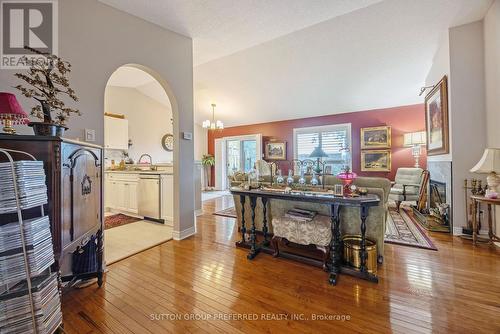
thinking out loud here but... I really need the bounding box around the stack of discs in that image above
[0,161,47,214]
[0,216,55,287]
[0,273,62,334]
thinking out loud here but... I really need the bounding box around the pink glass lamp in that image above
[0,93,29,134]
[337,167,357,195]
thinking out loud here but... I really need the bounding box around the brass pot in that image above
[343,235,377,274]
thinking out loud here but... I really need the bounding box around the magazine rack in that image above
[0,148,62,334]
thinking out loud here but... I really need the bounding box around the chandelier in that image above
[202,103,224,130]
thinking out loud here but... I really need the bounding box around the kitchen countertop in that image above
[105,170,173,175]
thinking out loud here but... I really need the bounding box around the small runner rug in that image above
[105,214,142,230]
[385,206,437,250]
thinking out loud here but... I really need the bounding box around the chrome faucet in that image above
[138,154,152,166]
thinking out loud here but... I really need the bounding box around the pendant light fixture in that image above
[202,103,224,130]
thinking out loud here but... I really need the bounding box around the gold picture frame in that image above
[425,76,449,156]
[360,126,391,149]
[361,150,391,172]
[264,141,287,160]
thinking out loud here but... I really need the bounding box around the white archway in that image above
[103,63,183,238]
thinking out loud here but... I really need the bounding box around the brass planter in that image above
[343,235,377,274]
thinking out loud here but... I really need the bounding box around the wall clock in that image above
[162,134,174,151]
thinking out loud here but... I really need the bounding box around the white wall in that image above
[194,124,208,161]
[484,0,500,237]
[425,21,490,234]
[448,21,488,234]
[425,33,452,162]
[0,0,195,237]
[105,86,173,163]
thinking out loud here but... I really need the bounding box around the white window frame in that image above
[293,123,352,170]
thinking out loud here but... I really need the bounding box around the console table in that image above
[471,195,500,246]
[230,187,380,285]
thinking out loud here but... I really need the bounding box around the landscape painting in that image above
[361,150,391,172]
[361,126,391,149]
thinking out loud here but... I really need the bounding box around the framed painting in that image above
[425,76,449,156]
[361,150,391,172]
[265,141,286,160]
[361,126,391,149]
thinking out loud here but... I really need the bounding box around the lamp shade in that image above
[309,146,328,158]
[404,131,426,146]
[470,148,500,174]
[0,93,29,124]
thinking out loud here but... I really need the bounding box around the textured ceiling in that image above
[98,0,383,65]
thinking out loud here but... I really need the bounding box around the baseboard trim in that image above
[173,225,196,240]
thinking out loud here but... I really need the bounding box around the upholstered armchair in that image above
[389,168,425,211]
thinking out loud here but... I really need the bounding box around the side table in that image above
[471,195,500,246]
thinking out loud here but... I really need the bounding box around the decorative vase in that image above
[28,122,57,136]
[298,168,306,185]
[55,125,68,137]
[337,170,357,195]
[311,171,319,186]
[276,169,284,184]
[287,170,294,185]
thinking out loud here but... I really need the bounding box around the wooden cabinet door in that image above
[61,143,102,248]
[128,182,138,213]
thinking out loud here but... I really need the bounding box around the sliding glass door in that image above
[226,139,257,177]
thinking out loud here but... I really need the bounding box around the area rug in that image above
[385,206,437,250]
[213,206,237,218]
[105,214,141,230]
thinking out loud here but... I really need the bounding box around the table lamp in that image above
[0,93,29,134]
[404,131,426,168]
[470,148,500,198]
[309,146,328,174]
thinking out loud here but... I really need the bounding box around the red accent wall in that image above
[208,104,426,184]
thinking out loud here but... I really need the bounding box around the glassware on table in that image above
[287,170,294,185]
[311,171,319,186]
[298,168,306,185]
[276,169,284,184]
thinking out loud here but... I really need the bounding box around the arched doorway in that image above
[102,64,176,264]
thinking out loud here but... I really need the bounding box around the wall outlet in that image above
[182,132,193,140]
[84,129,96,142]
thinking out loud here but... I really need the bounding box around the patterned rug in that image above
[214,205,437,250]
[105,214,142,230]
[213,207,237,218]
[385,206,437,250]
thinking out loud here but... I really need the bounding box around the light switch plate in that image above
[182,132,193,140]
[84,129,96,142]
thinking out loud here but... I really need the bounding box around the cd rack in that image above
[0,148,62,334]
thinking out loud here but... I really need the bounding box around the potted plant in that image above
[14,46,80,136]
[201,154,215,190]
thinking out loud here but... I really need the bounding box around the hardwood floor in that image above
[62,196,500,333]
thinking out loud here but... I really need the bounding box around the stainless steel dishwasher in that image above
[137,174,164,223]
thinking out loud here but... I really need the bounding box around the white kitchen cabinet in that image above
[161,174,174,225]
[104,116,129,150]
[104,173,138,214]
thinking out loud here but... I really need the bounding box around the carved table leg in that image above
[261,197,269,246]
[360,205,368,273]
[247,196,259,260]
[472,198,477,246]
[240,195,246,244]
[328,203,341,285]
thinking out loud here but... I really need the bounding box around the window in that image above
[293,123,351,175]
